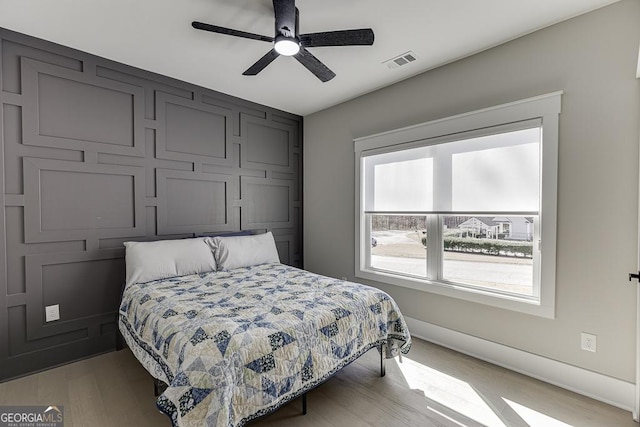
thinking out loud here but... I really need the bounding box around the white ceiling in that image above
[0,0,621,116]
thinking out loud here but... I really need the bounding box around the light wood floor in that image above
[0,338,635,426]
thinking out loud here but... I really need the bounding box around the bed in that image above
[118,232,411,427]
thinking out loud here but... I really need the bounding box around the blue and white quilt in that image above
[118,263,411,427]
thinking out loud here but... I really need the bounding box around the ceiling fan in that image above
[192,0,374,82]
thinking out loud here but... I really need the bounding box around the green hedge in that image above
[422,236,533,258]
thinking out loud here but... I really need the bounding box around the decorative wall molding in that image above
[21,58,145,156]
[240,176,293,230]
[23,158,146,243]
[25,249,124,340]
[155,92,233,166]
[240,114,295,173]
[0,27,303,381]
[156,168,235,236]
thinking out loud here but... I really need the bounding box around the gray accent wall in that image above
[304,0,640,382]
[0,29,302,381]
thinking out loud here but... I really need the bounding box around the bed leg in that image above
[380,342,386,377]
[153,378,167,397]
[115,329,124,351]
[154,379,160,397]
[302,393,307,415]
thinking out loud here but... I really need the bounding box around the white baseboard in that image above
[405,316,636,415]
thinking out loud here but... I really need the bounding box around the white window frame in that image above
[354,92,562,318]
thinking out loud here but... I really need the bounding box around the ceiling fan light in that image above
[274,36,300,56]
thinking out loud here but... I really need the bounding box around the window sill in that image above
[356,267,555,319]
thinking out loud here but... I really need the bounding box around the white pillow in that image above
[207,232,280,270]
[124,237,216,286]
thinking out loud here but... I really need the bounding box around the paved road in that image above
[371,255,533,295]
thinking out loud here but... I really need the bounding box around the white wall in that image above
[303,0,640,382]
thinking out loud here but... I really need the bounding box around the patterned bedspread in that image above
[118,263,411,427]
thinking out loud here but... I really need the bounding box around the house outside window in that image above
[354,92,561,318]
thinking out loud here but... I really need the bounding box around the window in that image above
[354,92,561,318]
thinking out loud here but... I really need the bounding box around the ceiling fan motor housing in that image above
[273,0,297,38]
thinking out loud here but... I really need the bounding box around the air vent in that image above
[383,51,417,69]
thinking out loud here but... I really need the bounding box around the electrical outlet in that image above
[45,304,60,322]
[581,332,597,352]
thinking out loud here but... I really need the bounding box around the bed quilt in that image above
[118,263,411,427]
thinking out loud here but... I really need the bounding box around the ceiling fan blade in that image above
[294,47,336,82]
[243,49,280,76]
[192,21,273,42]
[273,0,297,37]
[300,29,375,47]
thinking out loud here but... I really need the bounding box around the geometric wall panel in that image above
[41,171,133,230]
[241,115,294,172]
[23,158,145,242]
[156,169,234,235]
[21,58,145,156]
[25,249,124,340]
[241,177,292,229]
[156,93,233,166]
[0,28,301,381]
[274,237,291,265]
